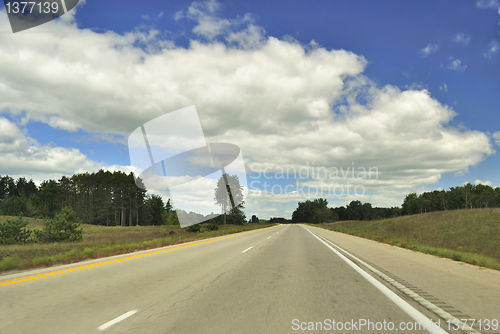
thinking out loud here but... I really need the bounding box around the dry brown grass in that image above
[0,218,274,272]
[318,208,500,270]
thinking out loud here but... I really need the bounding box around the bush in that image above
[0,215,32,245]
[204,217,219,231]
[34,207,83,243]
[206,223,219,231]
[206,219,219,231]
[165,211,180,225]
[168,230,176,235]
[0,257,18,271]
[186,224,201,233]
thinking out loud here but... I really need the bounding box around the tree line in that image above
[0,170,250,227]
[0,170,177,226]
[401,183,500,214]
[291,182,500,223]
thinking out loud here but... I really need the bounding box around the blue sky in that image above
[0,0,499,218]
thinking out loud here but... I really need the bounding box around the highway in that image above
[1,224,499,333]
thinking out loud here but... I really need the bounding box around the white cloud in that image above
[173,10,184,21]
[0,1,495,211]
[191,14,231,40]
[439,83,448,92]
[476,0,499,8]
[186,0,231,39]
[404,82,428,91]
[226,24,266,49]
[474,179,492,186]
[419,43,439,57]
[178,0,263,46]
[492,131,500,146]
[476,0,500,26]
[453,33,470,45]
[142,12,164,22]
[484,40,500,58]
[0,117,99,181]
[441,58,467,72]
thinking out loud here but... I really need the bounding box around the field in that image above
[0,217,274,272]
[316,208,500,271]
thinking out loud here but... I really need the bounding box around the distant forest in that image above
[291,183,500,224]
[0,169,248,226]
[0,170,176,226]
[2,171,499,225]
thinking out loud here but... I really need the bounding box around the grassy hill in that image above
[318,208,500,271]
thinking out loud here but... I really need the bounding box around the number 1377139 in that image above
[5,2,59,14]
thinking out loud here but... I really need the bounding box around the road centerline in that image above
[97,310,138,331]
[0,226,277,287]
[242,246,253,253]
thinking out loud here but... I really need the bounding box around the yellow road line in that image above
[0,226,276,287]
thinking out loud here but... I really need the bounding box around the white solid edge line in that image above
[242,246,253,253]
[309,228,481,334]
[302,226,449,334]
[98,310,138,331]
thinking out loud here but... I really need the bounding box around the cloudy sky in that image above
[0,0,499,218]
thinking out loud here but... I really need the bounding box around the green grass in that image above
[0,220,274,272]
[315,208,500,271]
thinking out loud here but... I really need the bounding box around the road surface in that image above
[0,224,498,333]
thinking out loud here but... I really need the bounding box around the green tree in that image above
[0,195,28,216]
[37,180,59,218]
[214,174,245,224]
[166,211,180,225]
[462,183,473,209]
[346,200,362,220]
[0,215,32,245]
[329,209,339,222]
[35,207,83,243]
[292,198,331,224]
[402,193,418,215]
[226,205,246,225]
[142,194,164,225]
[162,198,175,225]
[165,198,173,212]
[448,186,464,210]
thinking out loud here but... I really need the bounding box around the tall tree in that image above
[214,173,244,224]
[292,198,332,224]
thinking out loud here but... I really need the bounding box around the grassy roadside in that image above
[310,208,500,271]
[0,218,275,273]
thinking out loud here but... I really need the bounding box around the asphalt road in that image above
[1,224,497,333]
